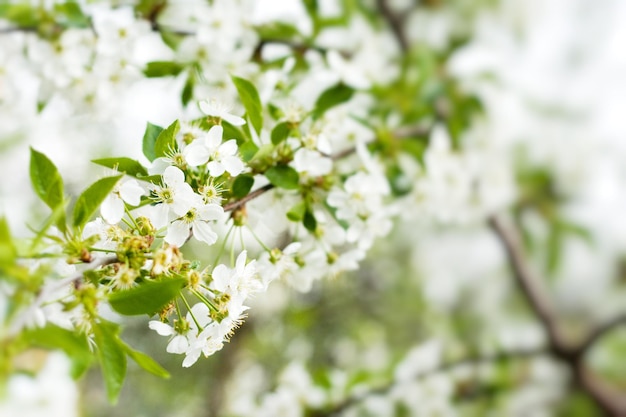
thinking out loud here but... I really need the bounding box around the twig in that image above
[577,313,626,357]
[488,214,626,416]
[320,346,546,416]
[376,0,410,53]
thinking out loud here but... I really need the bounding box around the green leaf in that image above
[286,201,306,222]
[92,157,148,178]
[142,122,164,162]
[303,209,317,232]
[313,83,354,119]
[121,343,170,378]
[231,75,263,134]
[29,148,65,211]
[271,121,291,145]
[239,141,259,163]
[53,1,90,27]
[265,165,300,190]
[73,175,123,228]
[232,175,254,198]
[108,277,186,316]
[181,73,194,106]
[154,120,180,159]
[25,324,93,379]
[94,321,127,404]
[143,61,185,78]
[0,217,16,266]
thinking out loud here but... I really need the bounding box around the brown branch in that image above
[488,215,569,355]
[317,346,546,416]
[223,183,274,212]
[488,214,626,416]
[376,0,410,53]
[577,312,626,357]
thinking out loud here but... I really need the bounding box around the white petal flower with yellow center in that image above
[199,98,246,126]
[100,179,145,224]
[183,125,244,177]
[165,203,224,247]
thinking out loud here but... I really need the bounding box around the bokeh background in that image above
[2,0,626,416]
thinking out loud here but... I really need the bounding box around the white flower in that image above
[100,179,145,224]
[148,321,189,354]
[165,203,224,247]
[199,98,246,126]
[327,50,371,89]
[292,148,332,177]
[183,125,244,177]
[210,251,263,300]
[149,166,201,224]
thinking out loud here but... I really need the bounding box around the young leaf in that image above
[108,277,186,316]
[0,216,16,266]
[29,148,65,210]
[142,122,164,162]
[93,321,127,404]
[143,61,185,78]
[231,75,263,134]
[232,175,255,198]
[92,157,148,178]
[287,201,306,222]
[265,165,300,190]
[271,121,291,145]
[313,83,354,119]
[72,175,123,228]
[121,343,170,379]
[181,73,194,106]
[154,120,180,159]
[303,209,317,232]
[25,324,93,379]
[239,141,259,163]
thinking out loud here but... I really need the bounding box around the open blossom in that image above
[148,166,201,228]
[165,203,224,247]
[183,125,244,177]
[100,179,145,224]
[199,98,246,126]
[210,251,263,300]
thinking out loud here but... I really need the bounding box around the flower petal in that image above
[148,321,175,336]
[101,194,124,224]
[192,221,218,245]
[165,220,189,247]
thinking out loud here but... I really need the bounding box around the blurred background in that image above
[2,0,626,416]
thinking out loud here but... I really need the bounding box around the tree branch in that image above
[577,312,626,357]
[376,0,410,53]
[318,346,545,416]
[488,213,626,416]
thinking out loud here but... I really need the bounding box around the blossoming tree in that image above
[1,0,626,416]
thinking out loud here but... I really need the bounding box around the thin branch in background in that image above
[322,346,546,416]
[576,312,626,357]
[376,0,410,53]
[488,214,626,416]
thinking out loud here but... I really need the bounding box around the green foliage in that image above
[231,175,255,198]
[265,165,300,190]
[232,75,263,135]
[313,83,354,119]
[92,157,149,178]
[25,324,93,379]
[94,321,127,403]
[72,175,123,228]
[271,121,292,145]
[29,148,65,211]
[142,122,164,162]
[0,217,17,268]
[287,201,307,222]
[121,343,170,379]
[154,120,180,159]
[143,61,185,78]
[108,277,186,316]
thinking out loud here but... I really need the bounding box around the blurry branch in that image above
[576,312,626,357]
[488,214,626,416]
[376,0,410,53]
[316,346,546,416]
